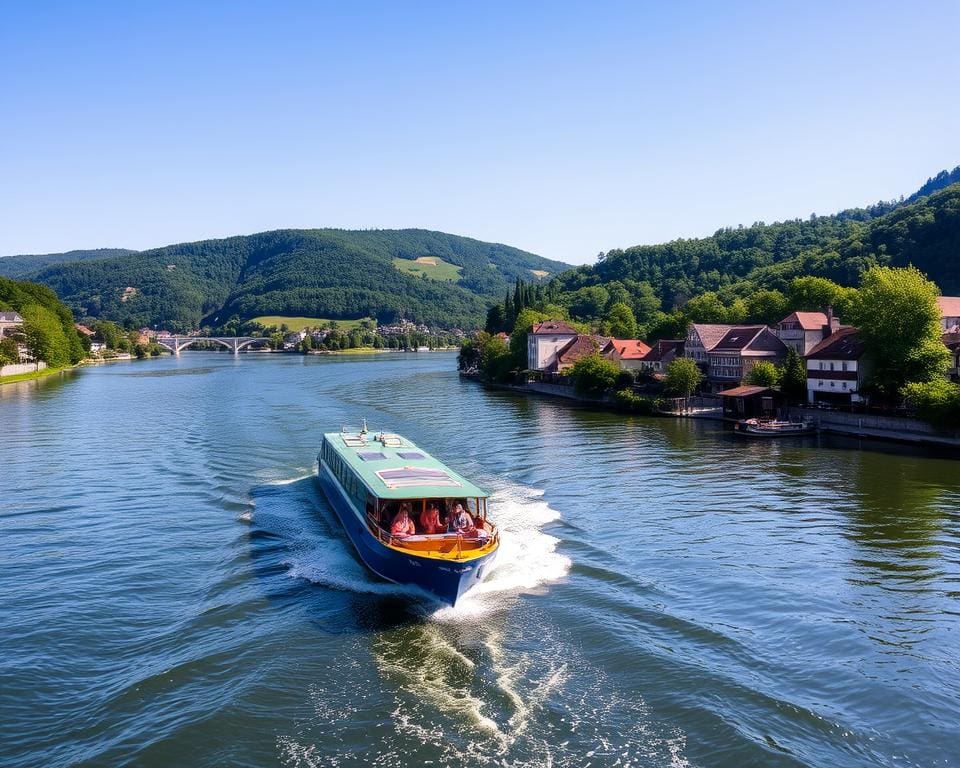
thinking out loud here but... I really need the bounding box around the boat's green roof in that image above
[323,431,489,500]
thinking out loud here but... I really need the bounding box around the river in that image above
[1,352,959,767]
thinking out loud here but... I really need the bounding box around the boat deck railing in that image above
[365,512,499,558]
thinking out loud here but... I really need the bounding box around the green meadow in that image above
[392,256,462,282]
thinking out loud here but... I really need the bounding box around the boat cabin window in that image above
[374,497,488,535]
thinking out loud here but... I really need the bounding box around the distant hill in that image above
[4,229,569,331]
[554,170,960,308]
[0,249,138,279]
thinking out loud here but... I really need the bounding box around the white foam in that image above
[431,483,571,620]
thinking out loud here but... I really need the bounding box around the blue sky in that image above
[1,1,958,265]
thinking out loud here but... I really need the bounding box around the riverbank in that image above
[472,376,960,450]
[0,363,59,385]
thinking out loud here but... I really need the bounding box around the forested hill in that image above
[554,173,960,308]
[0,249,137,279]
[3,229,569,331]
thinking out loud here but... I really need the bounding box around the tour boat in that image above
[317,423,499,605]
[735,418,815,437]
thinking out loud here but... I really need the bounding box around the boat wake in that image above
[431,482,571,618]
[255,471,570,609]
[260,474,687,767]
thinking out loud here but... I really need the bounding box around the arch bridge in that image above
[154,336,271,355]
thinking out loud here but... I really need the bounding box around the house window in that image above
[830,381,835,387]
[842,362,848,372]
[842,382,847,389]
[829,362,835,371]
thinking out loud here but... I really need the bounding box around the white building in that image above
[0,311,24,337]
[805,327,869,405]
[527,320,578,371]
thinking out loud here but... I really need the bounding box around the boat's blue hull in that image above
[317,462,496,605]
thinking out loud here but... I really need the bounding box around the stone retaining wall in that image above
[789,406,960,446]
[0,361,47,377]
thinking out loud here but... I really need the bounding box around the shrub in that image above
[901,379,960,429]
[570,353,620,397]
[613,388,663,414]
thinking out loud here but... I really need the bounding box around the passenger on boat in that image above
[447,502,475,536]
[391,504,416,538]
[419,502,445,535]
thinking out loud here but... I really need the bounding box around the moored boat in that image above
[735,418,815,437]
[317,424,499,605]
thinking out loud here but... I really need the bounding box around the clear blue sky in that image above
[1,1,958,265]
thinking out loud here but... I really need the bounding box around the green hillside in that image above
[554,173,960,309]
[0,249,137,279]
[8,229,569,332]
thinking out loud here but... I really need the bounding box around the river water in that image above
[2,352,959,768]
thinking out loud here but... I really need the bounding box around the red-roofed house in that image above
[602,338,652,370]
[527,320,578,371]
[937,296,960,333]
[805,327,869,405]
[774,309,840,354]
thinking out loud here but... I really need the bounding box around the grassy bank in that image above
[0,366,70,385]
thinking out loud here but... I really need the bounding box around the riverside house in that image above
[602,338,652,370]
[637,339,685,374]
[685,323,732,368]
[774,309,840,354]
[705,326,787,393]
[805,327,869,405]
[546,334,610,373]
[0,311,23,336]
[527,320,578,371]
[938,296,960,333]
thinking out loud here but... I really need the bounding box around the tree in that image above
[902,379,960,429]
[780,347,807,401]
[664,358,703,401]
[20,304,72,367]
[605,302,638,339]
[745,289,789,325]
[569,352,619,397]
[0,336,19,365]
[684,292,728,323]
[850,266,949,401]
[788,276,843,311]
[480,334,512,383]
[747,360,781,387]
[567,286,610,320]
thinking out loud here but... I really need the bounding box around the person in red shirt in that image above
[419,502,445,535]
[391,504,416,537]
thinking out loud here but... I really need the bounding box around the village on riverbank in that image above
[0,311,465,385]
[459,277,960,449]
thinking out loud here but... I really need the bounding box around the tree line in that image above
[0,277,85,368]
